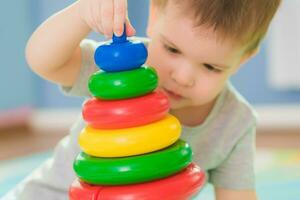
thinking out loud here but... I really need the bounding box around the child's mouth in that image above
[163,88,183,100]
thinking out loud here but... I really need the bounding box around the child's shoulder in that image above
[226,82,257,118]
[219,82,258,129]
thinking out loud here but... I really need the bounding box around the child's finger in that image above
[125,18,136,36]
[101,0,114,38]
[113,0,127,36]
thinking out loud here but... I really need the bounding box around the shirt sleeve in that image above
[59,39,99,97]
[208,125,256,189]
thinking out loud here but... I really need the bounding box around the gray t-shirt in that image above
[2,38,257,200]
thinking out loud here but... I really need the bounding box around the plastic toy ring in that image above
[74,140,192,185]
[70,163,206,200]
[82,90,169,129]
[79,114,181,157]
[88,66,158,100]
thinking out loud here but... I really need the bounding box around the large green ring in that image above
[88,66,158,100]
[73,140,192,185]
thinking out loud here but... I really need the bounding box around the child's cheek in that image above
[157,67,169,85]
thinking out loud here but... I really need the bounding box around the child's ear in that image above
[146,3,159,37]
[232,47,260,74]
[240,47,260,65]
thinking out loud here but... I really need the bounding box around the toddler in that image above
[2,0,281,200]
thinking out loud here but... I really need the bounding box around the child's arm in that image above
[25,0,135,87]
[215,188,258,200]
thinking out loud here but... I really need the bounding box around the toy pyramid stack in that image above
[69,31,206,200]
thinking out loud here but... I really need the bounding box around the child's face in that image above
[146,2,251,110]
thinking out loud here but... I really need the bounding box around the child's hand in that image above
[78,0,136,38]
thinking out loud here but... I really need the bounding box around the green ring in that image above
[73,140,192,185]
[88,66,158,100]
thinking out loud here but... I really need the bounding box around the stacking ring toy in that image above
[74,140,192,185]
[88,66,158,100]
[79,114,181,157]
[70,163,206,200]
[82,90,169,129]
[94,31,148,72]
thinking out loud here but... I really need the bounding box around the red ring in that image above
[82,90,169,129]
[69,163,206,200]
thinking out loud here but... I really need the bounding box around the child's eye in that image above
[163,44,180,54]
[203,64,222,73]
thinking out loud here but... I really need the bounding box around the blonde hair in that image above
[152,0,281,53]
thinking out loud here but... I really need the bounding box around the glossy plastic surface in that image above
[79,114,181,157]
[94,31,148,72]
[82,90,169,129]
[88,66,158,100]
[74,140,192,185]
[70,163,206,200]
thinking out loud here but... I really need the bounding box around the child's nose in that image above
[170,65,195,87]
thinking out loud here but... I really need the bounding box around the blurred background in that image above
[0,1,299,200]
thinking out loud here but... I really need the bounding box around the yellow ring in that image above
[79,114,181,157]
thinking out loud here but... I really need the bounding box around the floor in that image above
[0,125,68,160]
[1,125,300,161]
